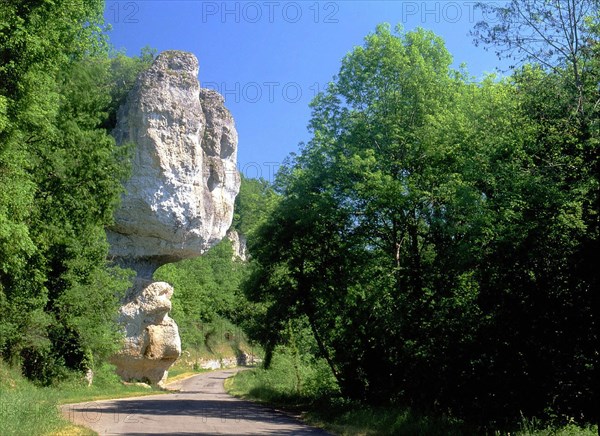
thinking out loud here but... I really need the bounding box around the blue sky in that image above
[104,1,506,180]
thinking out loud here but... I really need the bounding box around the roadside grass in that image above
[225,365,469,435]
[164,368,208,383]
[1,349,243,436]
[0,381,66,435]
[48,426,96,436]
[225,352,598,436]
[516,419,598,436]
[226,368,468,435]
[163,361,211,384]
[0,361,168,436]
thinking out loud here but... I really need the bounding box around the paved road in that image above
[62,369,331,435]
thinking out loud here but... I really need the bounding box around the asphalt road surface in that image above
[62,368,331,435]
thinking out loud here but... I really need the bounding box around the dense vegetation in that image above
[227,351,599,435]
[0,0,154,384]
[1,0,599,435]
[244,2,599,432]
[154,175,276,361]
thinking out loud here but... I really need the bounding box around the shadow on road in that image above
[67,398,299,424]
[65,398,328,434]
[62,369,330,435]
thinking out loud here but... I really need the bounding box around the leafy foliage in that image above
[155,240,248,351]
[232,174,279,237]
[245,21,599,430]
[0,1,153,384]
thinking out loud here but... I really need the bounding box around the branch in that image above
[514,0,571,61]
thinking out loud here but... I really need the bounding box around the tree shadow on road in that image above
[64,397,329,435]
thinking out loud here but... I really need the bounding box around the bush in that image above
[230,345,339,405]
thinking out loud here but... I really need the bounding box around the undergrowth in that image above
[226,347,598,436]
[0,360,166,436]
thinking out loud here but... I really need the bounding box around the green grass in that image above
[225,351,598,436]
[226,366,469,435]
[163,362,211,384]
[307,404,468,436]
[0,361,169,436]
[516,417,598,436]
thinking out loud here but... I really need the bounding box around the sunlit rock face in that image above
[110,281,181,386]
[227,229,249,262]
[108,51,239,274]
[107,51,240,385]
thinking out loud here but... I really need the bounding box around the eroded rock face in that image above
[111,282,181,386]
[108,50,240,275]
[108,51,240,385]
[227,229,249,262]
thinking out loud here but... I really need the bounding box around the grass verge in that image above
[225,359,598,436]
[0,361,170,436]
[225,367,469,435]
[164,366,209,384]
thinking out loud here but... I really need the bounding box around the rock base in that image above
[111,281,181,386]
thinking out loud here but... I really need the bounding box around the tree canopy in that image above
[0,1,153,383]
[245,20,599,427]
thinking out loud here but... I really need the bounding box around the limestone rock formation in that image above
[108,50,239,275]
[107,51,240,385]
[111,282,181,385]
[227,229,249,261]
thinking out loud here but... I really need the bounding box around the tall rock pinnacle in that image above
[107,51,240,385]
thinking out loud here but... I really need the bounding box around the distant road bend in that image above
[62,368,331,435]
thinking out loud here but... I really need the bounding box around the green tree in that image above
[472,0,597,110]
[232,174,279,238]
[472,2,599,425]
[246,24,486,404]
[0,1,153,383]
[155,240,249,351]
[246,20,599,428]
